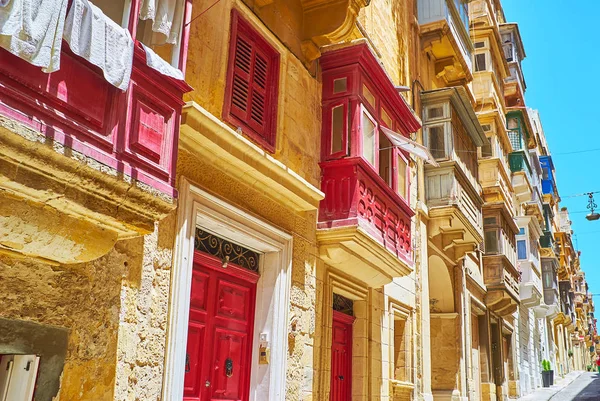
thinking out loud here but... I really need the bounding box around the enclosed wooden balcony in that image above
[500,23,527,107]
[418,0,474,84]
[0,1,192,264]
[482,206,519,316]
[479,157,514,214]
[509,150,533,202]
[317,43,421,287]
[470,0,505,30]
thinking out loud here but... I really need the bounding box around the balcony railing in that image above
[319,157,414,265]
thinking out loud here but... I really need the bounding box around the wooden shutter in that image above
[225,11,280,152]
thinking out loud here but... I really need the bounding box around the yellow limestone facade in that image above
[0,1,597,401]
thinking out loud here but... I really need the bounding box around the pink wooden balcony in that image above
[0,41,191,197]
[318,157,414,266]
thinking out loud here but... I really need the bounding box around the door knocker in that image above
[225,358,234,378]
[185,353,191,373]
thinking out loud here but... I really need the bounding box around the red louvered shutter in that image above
[224,11,280,152]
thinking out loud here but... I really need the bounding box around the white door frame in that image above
[161,177,293,401]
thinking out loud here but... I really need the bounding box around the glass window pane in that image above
[333,78,347,94]
[517,240,527,260]
[427,106,445,120]
[485,230,499,253]
[331,105,345,154]
[483,217,497,226]
[363,112,376,166]
[381,108,393,128]
[363,84,376,109]
[518,228,525,235]
[481,138,492,157]
[397,155,407,199]
[428,126,446,159]
[475,53,486,72]
[379,132,392,186]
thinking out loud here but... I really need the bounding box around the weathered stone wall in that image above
[0,212,176,401]
[184,0,322,187]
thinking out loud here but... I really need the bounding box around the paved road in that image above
[550,372,600,401]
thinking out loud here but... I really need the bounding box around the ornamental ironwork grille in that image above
[194,228,260,273]
[333,293,354,316]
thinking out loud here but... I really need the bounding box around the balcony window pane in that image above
[485,230,499,253]
[331,105,345,154]
[508,130,522,150]
[427,106,445,120]
[484,217,497,226]
[507,118,519,130]
[519,228,525,235]
[474,41,485,49]
[363,111,376,166]
[517,240,527,260]
[428,125,446,159]
[474,53,486,72]
[381,108,393,128]
[363,84,376,109]
[333,78,347,94]
[397,154,408,199]
[481,137,492,158]
[379,132,392,186]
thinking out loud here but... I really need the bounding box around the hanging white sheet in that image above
[63,0,134,90]
[139,0,183,45]
[0,0,68,72]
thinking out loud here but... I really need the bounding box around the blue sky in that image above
[501,1,600,295]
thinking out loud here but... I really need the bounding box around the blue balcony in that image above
[540,155,557,196]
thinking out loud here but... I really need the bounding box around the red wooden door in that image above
[184,253,258,401]
[330,311,354,401]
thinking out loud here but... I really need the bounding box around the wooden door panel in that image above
[185,255,257,401]
[184,323,207,399]
[215,280,251,323]
[330,311,353,401]
[208,329,248,401]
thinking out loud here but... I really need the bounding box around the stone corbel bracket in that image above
[301,0,370,64]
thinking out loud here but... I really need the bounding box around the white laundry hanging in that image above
[63,0,134,91]
[0,0,68,72]
[139,0,183,45]
[141,42,184,80]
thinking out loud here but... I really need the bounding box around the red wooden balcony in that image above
[0,0,192,264]
[316,43,421,286]
[318,157,414,265]
[0,42,191,197]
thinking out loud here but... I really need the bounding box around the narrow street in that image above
[554,372,600,400]
[521,372,600,401]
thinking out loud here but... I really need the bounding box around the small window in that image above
[484,230,499,254]
[517,240,527,260]
[542,167,550,180]
[507,118,519,130]
[379,132,393,186]
[474,41,485,49]
[482,124,492,132]
[483,217,497,226]
[481,140,492,158]
[427,125,446,159]
[363,84,376,109]
[225,13,281,151]
[397,153,408,199]
[363,110,377,166]
[381,108,393,128]
[331,105,345,154]
[501,33,512,43]
[518,228,525,235]
[474,53,487,72]
[427,106,445,120]
[333,78,347,94]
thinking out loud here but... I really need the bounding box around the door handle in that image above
[205,380,211,387]
[338,375,344,380]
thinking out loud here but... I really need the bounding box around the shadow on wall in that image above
[0,318,68,401]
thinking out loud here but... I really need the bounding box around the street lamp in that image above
[586,192,600,221]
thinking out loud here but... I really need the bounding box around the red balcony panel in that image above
[318,157,415,265]
[0,42,191,197]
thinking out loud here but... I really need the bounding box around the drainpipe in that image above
[461,258,470,400]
